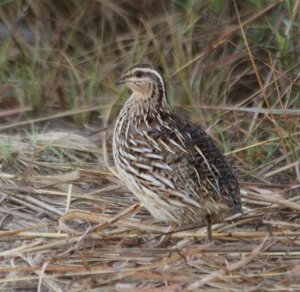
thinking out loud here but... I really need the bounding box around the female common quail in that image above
[113,64,242,241]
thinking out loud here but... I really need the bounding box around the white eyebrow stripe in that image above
[135,68,165,95]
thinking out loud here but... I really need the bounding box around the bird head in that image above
[116,64,166,100]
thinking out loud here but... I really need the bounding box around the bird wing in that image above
[143,114,242,213]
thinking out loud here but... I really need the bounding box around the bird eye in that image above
[135,71,143,78]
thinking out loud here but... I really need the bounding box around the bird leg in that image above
[206,215,212,243]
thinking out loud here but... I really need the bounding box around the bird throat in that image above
[124,91,171,123]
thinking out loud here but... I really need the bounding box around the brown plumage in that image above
[113,63,242,241]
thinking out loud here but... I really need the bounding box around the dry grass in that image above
[1,0,300,291]
[0,130,300,291]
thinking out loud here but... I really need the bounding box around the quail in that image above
[113,63,242,241]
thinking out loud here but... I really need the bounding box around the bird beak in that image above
[116,77,125,86]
